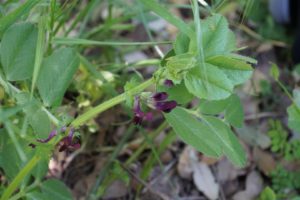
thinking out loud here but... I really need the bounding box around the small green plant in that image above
[259,187,277,200]
[268,120,300,161]
[268,120,288,154]
[266,120,300,199]
[270,166,300,199]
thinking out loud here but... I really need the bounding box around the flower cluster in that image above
[32,127,80,152]
[133,90,177,125]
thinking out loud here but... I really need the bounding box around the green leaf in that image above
[26,192,52,200]
[41,179,72,200]
[159,82,194,105]
[224,94,244,128]
[0,0,40,37]
[199,98,229,115]
[139,0,193,37]
[287,104,300,133]
[0,129,23,181]
[0,106,26,122]
[206,55,253,86]
[174,33,190,55]
[0,129,36,182]
[202,116,246,166]
[190,14,236,57]
[37,48,79,107]
[270,63,280,81]
[228,53,257,64]
[15,92,51,138]
[184,64,233,100]
[28,109,51,139]
[165,108,246,166]
[183,14,253,100]
[164,107,222,157]
[199,94,244,127]
[258,187,276,200]
[165,53,197,84]
[0,22,38,81]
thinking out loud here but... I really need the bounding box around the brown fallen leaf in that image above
[201,155,219,166]
[253,147,276,175]
[177,146,194,180]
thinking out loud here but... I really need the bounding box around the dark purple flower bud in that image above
[58,128,80,152]
[37,130,57,143]
[155,100,177,113]
[164,79,174,87]
[133,115,143,125]
[152,92,168,101]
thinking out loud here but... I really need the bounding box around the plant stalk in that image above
[71,78,154,127]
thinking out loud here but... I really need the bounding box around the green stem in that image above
[53,37,172,46]
[277,80,300,114]
[71,78,154,127]
[1,155,40,200]
[9,181,39,200]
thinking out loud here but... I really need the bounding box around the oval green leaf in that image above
[37,48,79,107]
[0,22,37,81]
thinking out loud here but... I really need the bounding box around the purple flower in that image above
[133,96,153,125]
[59,128,81,152]
[155,100,177,113]
[132,92,177,125]
[152,92,168,101]
[36,127,80,152]
[152,92,177,113]
[164,79,174,87]
[37,130,57,143]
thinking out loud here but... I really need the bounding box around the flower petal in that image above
[152,92,168,101]
[155,100,177,113]
[37,130,57,143]
[133,115,143,125]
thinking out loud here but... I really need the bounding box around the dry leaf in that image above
[177,147,194,180]
[253,147,276,175]
[192,162,219,200]
[201,155,219,166]
[103,180,128,199]
[232,171,263,200]
[217,159,245,183]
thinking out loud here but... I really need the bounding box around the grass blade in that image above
[31,10,47,97]
[139,0,194,37]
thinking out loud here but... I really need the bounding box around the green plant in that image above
[268,120,288,154]
[268,120,300,161]
[0,0,255,199]
[270,166,300,199]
